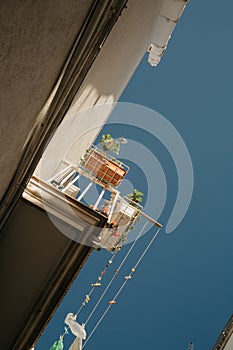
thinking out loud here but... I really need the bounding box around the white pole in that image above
[107,191,119,223]
[62,174,80,192]
[77,182,93,201]
[140,211,162,228]
[47,164,72,183]
[93,188,105,210]
[60,169,76,186]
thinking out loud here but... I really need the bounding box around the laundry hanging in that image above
[47,221,161,350]
[83,225,161,348]
[69,337,82,350]
[65,314,86,350]
[83,222,149,327]
[49,337,63,350]
[64,313,86,340]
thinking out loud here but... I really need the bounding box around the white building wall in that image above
[35,0,188,180]
[35,0,163,179]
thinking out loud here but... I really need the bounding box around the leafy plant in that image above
[99,134,127,155]
[125,188,143,231]
[79,148,91,166]
[126,188,143,205]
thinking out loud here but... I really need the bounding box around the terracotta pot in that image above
[84,150,126,186]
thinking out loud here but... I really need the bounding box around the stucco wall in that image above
[0,0,94,200]
[35,0,163,180]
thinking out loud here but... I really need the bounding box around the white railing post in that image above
[107,191,120,223]
[93,188,105,210]
[77,182,93,201]
[47,164,72,183]
[62,174,80,192]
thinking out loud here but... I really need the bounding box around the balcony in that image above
[24,153,141,251]
[8,140,161,350]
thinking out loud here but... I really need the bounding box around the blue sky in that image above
[37,1,233,349]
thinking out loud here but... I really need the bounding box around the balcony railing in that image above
[79,144,129,187]
[46,159,144,251]
[45,148,162,251]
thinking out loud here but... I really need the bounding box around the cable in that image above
[83,226,161,348]
[60,250,118,339]
[84,222,149,325]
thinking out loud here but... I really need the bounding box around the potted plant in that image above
[95,190,143,251]
[81,134,128,187]
[126,189,143,208]
[99,134,127,155]
[120,189,143,220]
[108,189,143,230]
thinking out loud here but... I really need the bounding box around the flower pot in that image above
[84,150,126,186]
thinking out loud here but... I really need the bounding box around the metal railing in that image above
[79,144,129,187]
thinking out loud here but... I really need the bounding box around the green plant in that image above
[99,134,127,155]
[112,159,122,166]
[125,189,143,231]
[126,188,143,205]
[79,148,91,166]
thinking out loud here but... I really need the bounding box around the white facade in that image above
[34,0,188,180]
